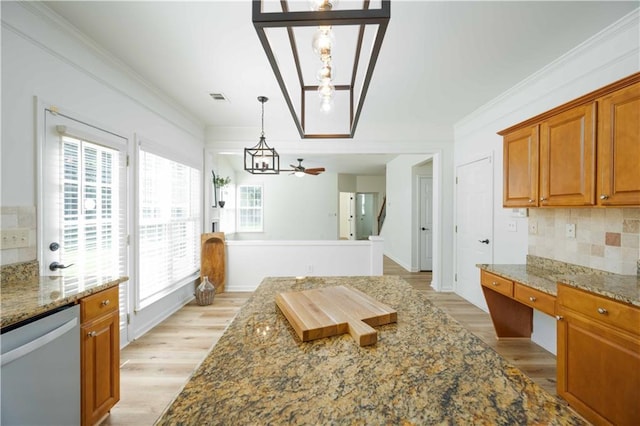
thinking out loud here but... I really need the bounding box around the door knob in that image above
[49,262,74,271]
[421,227,426,231]
[478,239,490,244]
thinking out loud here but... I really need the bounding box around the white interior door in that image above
[455,156,493,308]
[419,177,433,271]
[339,192,355,240]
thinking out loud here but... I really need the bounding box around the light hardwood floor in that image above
[105,258,558,425]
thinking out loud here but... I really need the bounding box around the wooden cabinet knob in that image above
[600,194,609,200]
[529,296,537,302]
[492,281,498,286]
[87,331,97,337]
[101,300,110,306]
[597,307,608,315]
[555,315,563,321]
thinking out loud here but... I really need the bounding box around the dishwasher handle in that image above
[1,317,78,367]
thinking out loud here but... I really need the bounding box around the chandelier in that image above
[244,96,280,174]
[252,0,390,139]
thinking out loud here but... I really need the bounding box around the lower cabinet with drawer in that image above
[80,286,120,426]
[480,270,534,338]
[557,284,639,426]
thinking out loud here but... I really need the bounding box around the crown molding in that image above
[455,8,640,132]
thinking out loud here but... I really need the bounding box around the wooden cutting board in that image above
[275,285,397,346]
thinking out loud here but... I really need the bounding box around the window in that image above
[237,184,263,232]
[138,149,201,306]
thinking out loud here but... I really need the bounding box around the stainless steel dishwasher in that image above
[1,304,80,425]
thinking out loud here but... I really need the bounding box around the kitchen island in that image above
[157,276,585,425]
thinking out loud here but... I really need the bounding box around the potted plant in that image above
[213,174,231,207]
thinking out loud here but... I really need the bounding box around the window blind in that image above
[138,149,201,307]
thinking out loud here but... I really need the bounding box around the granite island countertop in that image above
[477,256,639,307]
[157,276,586,425]
[1,274,128,329]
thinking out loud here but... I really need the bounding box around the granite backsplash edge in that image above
[1,260,39,282]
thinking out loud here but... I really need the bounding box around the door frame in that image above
[36,98,133,347]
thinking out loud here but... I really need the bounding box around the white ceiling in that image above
[42,1,638,175]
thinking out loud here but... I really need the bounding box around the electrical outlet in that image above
[528,221,538,235]
[565,223,576,239]
[1,228,30,249]
[507,221,517,232]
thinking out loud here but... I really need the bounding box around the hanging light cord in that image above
[261,100,265,137]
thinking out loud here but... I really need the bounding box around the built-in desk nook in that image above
[478,256,639,425]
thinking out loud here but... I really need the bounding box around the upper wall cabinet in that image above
[597,82,640,206]
[539,103,596,207]
[499,73,640,208]
[503,126,539,207]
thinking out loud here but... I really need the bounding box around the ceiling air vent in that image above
[209,93,228,102]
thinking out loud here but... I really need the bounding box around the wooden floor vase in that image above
[200,232,226,293]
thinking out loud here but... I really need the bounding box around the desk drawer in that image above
[480,271,513,297]
[514,283,556,316]
[81,286,119,323]
[558,284,639,336]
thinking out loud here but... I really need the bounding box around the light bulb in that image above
[317,82,334,98]
[295,171,305,177]
[316,63,334,82]
[312,28,334,58]
[309,0,337,11]
[320,96,334,113]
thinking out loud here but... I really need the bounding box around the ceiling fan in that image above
[285,158,325,176]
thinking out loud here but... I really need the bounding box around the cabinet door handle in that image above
[540,197,547,201]
[87,331,97,338]
[529,296,537,302]
[492,281,499,286]
[528,199,534,203]
[597,307,608,315]
[101,300,110,306]
[600,194,609,200]
[555,315,564,321]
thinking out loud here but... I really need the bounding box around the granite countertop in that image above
[157,276,586,425]
[0,275,128,329]
[478,256,640,307]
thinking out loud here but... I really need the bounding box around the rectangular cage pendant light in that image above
[252,0,390,139]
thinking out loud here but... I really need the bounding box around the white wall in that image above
[225,237,384,291]
[453,9,640,353]
[226,171,339,240]
[1,2,205,342]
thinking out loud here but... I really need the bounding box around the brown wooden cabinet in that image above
[503,125,539,207]
[539,103,596,206]
[597,81,640,206]
[80,286,120,426]
[557,284,640,426]
[499,72,640,208]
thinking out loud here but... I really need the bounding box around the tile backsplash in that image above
[528,208,640,275]
[1,206,37,266]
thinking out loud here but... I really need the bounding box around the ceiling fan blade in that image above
[305,168,325,175]
[289,164,297,169]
